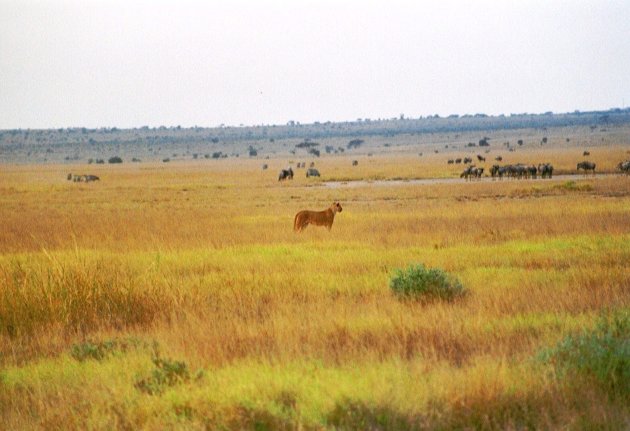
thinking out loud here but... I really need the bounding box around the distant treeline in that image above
[1,108,629,149]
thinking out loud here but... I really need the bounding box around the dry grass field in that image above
[1,143,629,429]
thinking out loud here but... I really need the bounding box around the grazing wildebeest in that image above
[306,168,320,178]
[463,157,473,164]
[294,202,342,232]
[577,161,596,174]
[84,175,100,182]
[278,167,294,181]
[455,158,462,164]
[495,156,503,162]
[67,173,72,181]
[461,165,483,180]
[583,151,590,156]
[262,164,268,170]
[616,160,630,174]
[460,165,474,179]
[309,162,315,167]
[477,154,486,162]
[352,160,358,166]
[447,159,454,164]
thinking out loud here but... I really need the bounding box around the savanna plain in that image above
[1,142,629,430]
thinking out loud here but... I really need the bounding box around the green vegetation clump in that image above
[135,352,193,395]
[553,180,593,192]
[538,309,629,400]
[70,337,145,362]
[390,264,465,302]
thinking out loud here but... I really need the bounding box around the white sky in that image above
[1,0,629,129]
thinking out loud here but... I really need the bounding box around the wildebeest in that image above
[309,162,315,167]
[460,166,483,180]
[495,156,503,162]
[67,173,72,181]
[583,151,590,156]
[617,160,630,174]
[508,164,527,179]
[490,165,500,178]
[538,163,553,179]
[352,160,358,166]
[463,157,473,164]
[477,154,486,162]
[460,166,474,179]
[278,167,294,181]
[455,158,462,164]
[577,161,596,174]
[84,175,100,182]
[294,202,343,232]
[527,165,537,179]
[447,159,454,164]
[306,168,320,178]
[262,164,268,170]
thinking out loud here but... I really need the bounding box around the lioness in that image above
[294,202,343,232]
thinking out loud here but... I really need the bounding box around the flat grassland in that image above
[1,145,629,429]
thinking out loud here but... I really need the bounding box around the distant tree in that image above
[108,156,123,164]
[296,140,319,149]
[347,139,364,149]
[517,139,524,146]
[308,148,320,157]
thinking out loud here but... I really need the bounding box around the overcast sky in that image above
[1,0,629,129]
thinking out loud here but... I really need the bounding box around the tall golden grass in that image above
[1,149,629,429]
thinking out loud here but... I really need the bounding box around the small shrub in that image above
[538,309,629,400]
[70,337,145,361]
[136,356,189,395]
[108,156,123,164]
[390,264,465,302]
[134,347,201,395]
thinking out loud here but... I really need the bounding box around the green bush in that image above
[538,309,629,400]
[70,337,146,362]
[389,264,465,302]
[134,345,203,395]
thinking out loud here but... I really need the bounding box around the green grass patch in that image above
[390,264,465,302]
[538,308,630,400]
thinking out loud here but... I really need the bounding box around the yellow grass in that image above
[1,147,629,429]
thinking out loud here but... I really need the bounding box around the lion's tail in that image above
[293,212,300,232]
